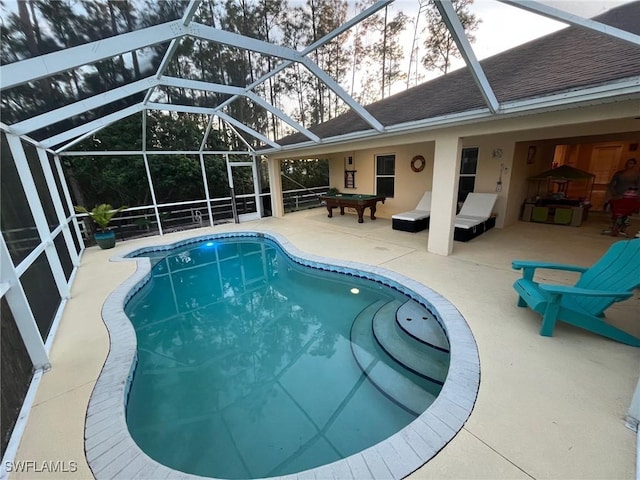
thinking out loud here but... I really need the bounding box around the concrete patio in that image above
[10,207,640,479]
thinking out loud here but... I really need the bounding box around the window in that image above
[376,154,395,198]
[458,147,479,203]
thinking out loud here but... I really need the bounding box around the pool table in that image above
[320,193,386,223]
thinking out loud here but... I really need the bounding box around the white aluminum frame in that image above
[499,0,640,47]
[0,133,83,378]
[1,1,394,152]
[0,0,636,156]
[1,0,639,473]
[434,1,499,113]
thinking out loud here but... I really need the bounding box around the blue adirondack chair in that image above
[512,238,640,346]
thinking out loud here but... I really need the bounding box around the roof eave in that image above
[259,77,640,155]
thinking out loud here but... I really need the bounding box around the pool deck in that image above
[9,207,640,479]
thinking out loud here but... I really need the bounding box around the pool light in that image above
[350,287,360,294]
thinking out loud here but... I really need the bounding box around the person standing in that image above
[605,158,640,205]
[602,158,640,236]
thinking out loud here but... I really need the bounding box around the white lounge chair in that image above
[392,191,432,232]
[454,192,498,242]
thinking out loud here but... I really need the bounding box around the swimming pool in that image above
[85,231,480,479]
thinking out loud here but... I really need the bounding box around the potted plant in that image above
[74,204,127,249]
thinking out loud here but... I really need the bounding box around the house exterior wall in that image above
[269,101,638,255]
[458,135,515,228]
[325,142,435,218]
[429,135,462,255]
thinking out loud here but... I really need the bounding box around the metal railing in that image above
[75,186,329,245]
[283,186,329,212]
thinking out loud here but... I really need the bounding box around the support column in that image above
[627,376,640,431]
[251,153,262,219]
[0,237,50,370]
[54,154,85,253]
[6,134,70,299]
[267,158,285,218]
[428,135,462,256]
[199,153,214,227]
[142,152,163,235]
[37,148,80,268]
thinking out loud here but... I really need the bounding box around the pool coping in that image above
[85,230,480,480]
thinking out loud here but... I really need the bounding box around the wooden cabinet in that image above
[521,202,587,226]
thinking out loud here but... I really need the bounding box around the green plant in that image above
[74,204,127,232]
[327,187,340,195]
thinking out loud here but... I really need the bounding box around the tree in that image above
[379,8,408,99]
[64,111,230,208]
[280,5,313,126]
[293,0,351,125]
[257,0,288,140]
[0,0,402,142]
[280,158,329,190]
[355,2,408,102]
[0,0,69,123]
[421,0,479,75]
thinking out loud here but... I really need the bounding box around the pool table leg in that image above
[325,205,333,218]
[355,207,365,223]
[369,205,377,220]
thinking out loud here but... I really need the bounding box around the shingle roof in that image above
[277,1,640,146]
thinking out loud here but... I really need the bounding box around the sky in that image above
[1,0,634,109]
[1,0,632,70]
[381,0,636,86]
[464,0,634,59]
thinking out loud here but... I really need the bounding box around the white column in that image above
[36,148,80,268]
[0,236,50,370]
[142,152,163,235]
[251,153,262,219]
[54,154,86,254]
[428,135,462,256]
[141,112,163,235]
[225,153,238,223]
[53,154,85,255]
[6,134,70,299]
[627,377,640,431]
[199,153,215,227]
[267,157,284,218]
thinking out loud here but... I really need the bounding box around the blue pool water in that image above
[125,236,450,478]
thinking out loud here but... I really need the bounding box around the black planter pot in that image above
[94,231,116,249]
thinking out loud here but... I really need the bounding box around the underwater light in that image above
[350,288,360,294]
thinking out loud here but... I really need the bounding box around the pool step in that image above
[350,300,437,415]
[396,300,450,352]
[372,301,449,385]
[350,299,387,371]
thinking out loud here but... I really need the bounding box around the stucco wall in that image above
[326,142,435,218]
[270,102,638,234]
[459,135,516,228]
